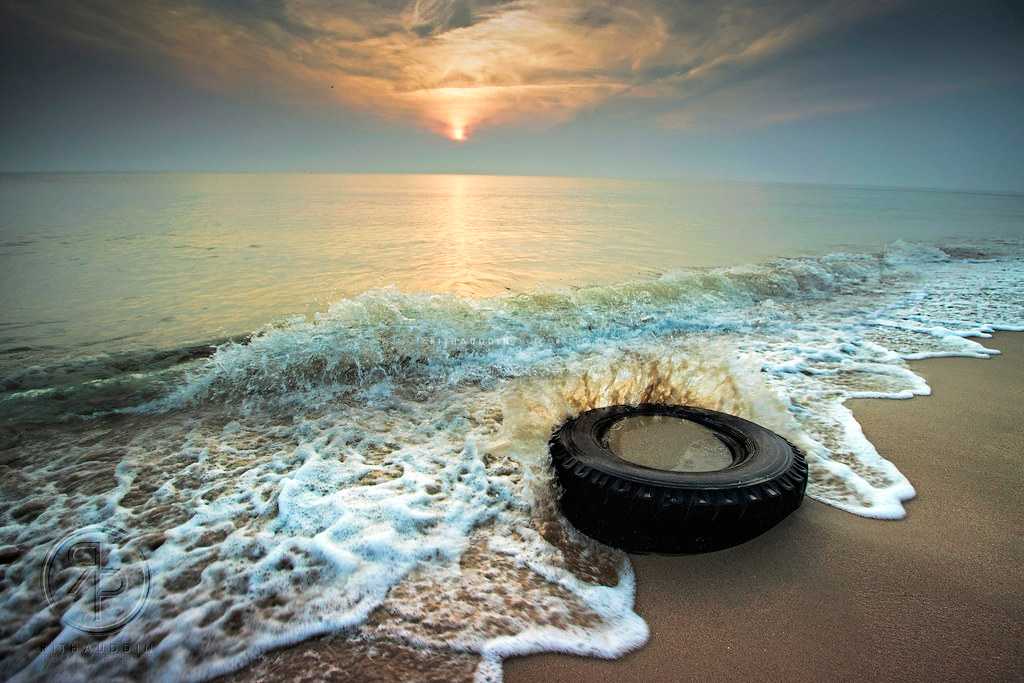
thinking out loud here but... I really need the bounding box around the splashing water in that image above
[1,241,1022,681]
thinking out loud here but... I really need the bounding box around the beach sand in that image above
[506,332,1024,681]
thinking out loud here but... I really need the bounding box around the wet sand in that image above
[506,332,1024,681]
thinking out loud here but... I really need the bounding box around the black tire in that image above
[549,404,808,553]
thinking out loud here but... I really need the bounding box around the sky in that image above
[2,0,1023,191]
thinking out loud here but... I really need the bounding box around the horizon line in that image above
[1,169,1022,198]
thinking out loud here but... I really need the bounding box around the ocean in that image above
[1,173,1023,680]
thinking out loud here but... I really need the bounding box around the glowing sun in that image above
[450,125,466,141]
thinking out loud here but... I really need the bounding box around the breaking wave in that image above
[1,240,1022,681]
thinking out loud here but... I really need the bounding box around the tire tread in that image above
[549,411,808,553]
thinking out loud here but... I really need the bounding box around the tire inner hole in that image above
[603,414,735,472]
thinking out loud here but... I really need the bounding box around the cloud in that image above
[6,0,1016,139]
[655,0,1024,132]
[407,0,476,36]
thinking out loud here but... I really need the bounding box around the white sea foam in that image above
[1,241,1022,680]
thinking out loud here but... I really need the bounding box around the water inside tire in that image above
[603,414,734,472]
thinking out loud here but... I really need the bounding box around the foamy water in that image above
[1,174,1023,680]
[2,239,1022,681]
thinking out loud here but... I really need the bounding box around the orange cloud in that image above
[9,0,908,138]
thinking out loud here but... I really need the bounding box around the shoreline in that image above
[505,331,1024,681]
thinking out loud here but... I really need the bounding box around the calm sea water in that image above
[2,173,1022,361]
[2,173,1023,680]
